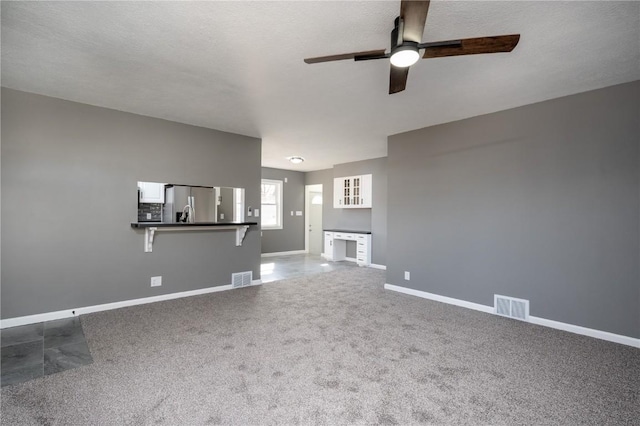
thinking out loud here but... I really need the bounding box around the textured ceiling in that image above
[2,1,639,171]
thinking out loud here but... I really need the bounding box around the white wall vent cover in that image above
[232,271,253,288]
[494,295,529,321]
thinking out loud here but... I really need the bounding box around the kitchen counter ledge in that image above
[131,222,258,228]
[131,222,258,252]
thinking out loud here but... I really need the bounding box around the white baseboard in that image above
[384,283,640,348]
[384,284,494,314]
[528,316,639,348]
[1,283,237,329]
[369,264,387,270]
[261,250,307,257]
[251,279,263,286]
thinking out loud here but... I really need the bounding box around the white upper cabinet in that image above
[333,174,372,208]
[359,174,372,208]
[138,182,165,203]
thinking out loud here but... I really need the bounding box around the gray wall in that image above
[1,88,262,319]
[387,81,640,338]
[306,157,388,265]
[261,167,305,254]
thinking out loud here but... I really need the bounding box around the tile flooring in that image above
[0,255,353,387]
[1,317,93,387]
[260,253,358,283]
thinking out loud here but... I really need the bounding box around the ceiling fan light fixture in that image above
[287,156,305,164]
[390,43,420,68]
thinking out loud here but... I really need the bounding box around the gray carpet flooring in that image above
[1,268,638,425]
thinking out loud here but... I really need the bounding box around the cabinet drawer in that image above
[334,233,343,238]
[324,232,333,238]
[344,234,356,240]
[357,235,366,240]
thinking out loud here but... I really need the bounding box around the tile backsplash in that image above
[138,203,162,222]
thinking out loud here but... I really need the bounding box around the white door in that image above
[309,192,323,254]
[305,184,323,255]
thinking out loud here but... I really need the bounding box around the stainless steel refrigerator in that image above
[163,185,216,223]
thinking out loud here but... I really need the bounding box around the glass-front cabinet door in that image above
[343,177,351,206]
[352,176,361,206]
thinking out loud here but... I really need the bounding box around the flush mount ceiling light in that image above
[390,42,420,67]
[287,156,305,164]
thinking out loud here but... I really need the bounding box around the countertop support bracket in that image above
[139,224,252,253]
[145,227,158,253]
[236,225,249,246]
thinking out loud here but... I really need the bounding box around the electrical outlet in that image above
[291,211,294,216]
[151,276,162,287]
[404,271,410,281]
[220,213,225,220]
[254,209,259,217]
[284,177,288,183]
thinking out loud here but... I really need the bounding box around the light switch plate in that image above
[295,211,302,216]
[254,209,259,217]
[151,276,162,287]
[404,271,410,281]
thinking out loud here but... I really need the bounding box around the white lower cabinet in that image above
[323,231,371,266]
[324,232,334,261]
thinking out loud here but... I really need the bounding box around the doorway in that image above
[305,184,323,255]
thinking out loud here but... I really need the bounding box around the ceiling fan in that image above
[304,0,520,94]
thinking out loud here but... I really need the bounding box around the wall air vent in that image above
[232,271,253,288]
[494,295,529,321]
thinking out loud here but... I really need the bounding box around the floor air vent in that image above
[494,295,529,321]
[232,271,253,288]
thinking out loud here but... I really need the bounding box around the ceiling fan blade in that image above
[422,34,520,58]
[389,65,409,94]
[354,53,390,62]
[400,0,431,43]
[304,49,386,64]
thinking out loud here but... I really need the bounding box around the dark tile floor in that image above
[1,317,93,387]
[260,253,358,283]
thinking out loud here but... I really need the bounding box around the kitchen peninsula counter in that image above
[131,222,258,228]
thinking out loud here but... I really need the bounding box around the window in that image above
[233,187,244,222]
[261,179,283,229]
